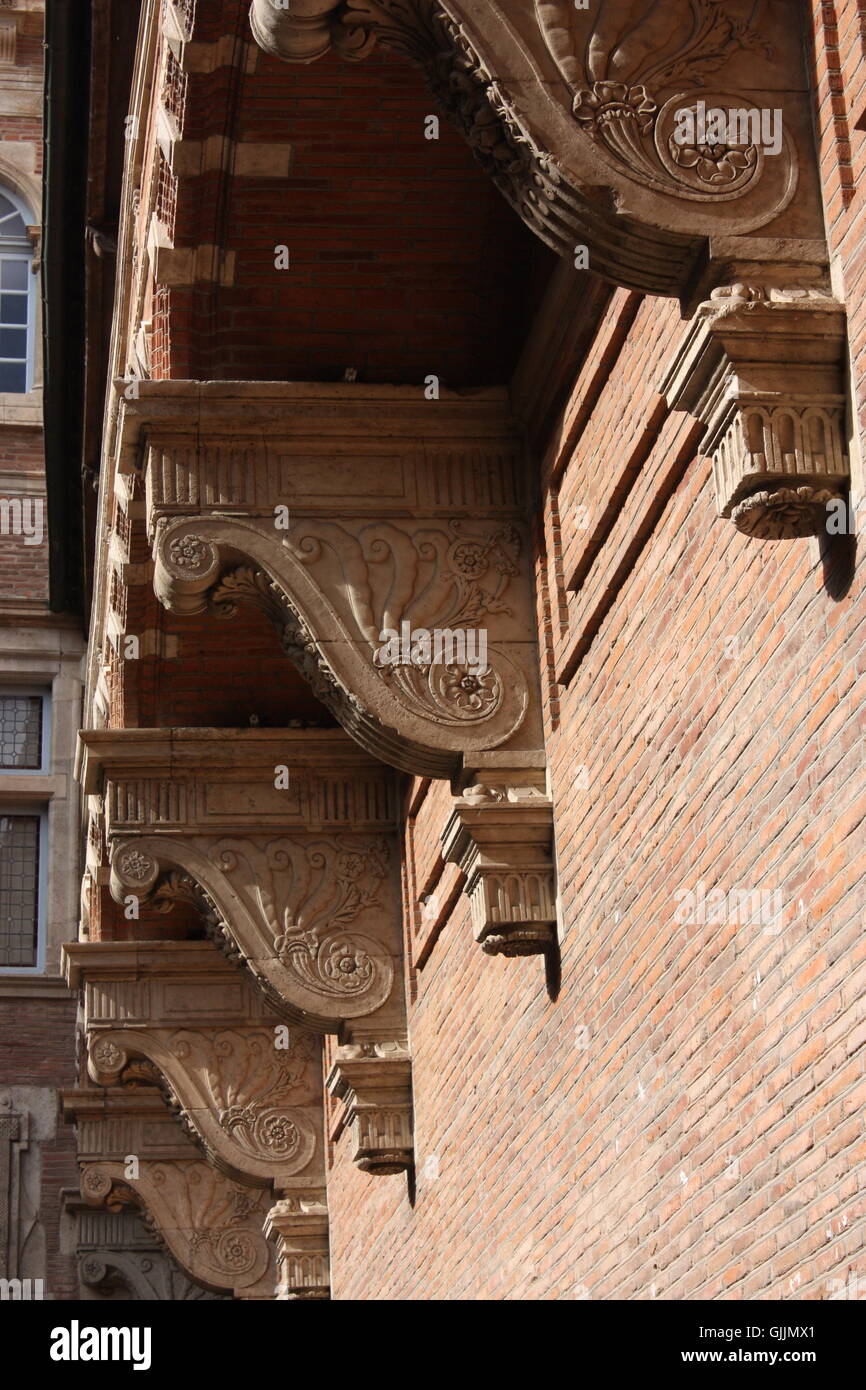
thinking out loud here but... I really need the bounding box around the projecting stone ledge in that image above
[441,783,557,958]
[326,1043,413,1176]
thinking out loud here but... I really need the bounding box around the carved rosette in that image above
[152,515,531,779]
[326,1043,414,1175]
[541,0,796,224]
[108,834,399,1032]
[86,1026,321,1188]
[441,788,557,956]
[265,1196,330,1300]
[663,291,850,540]
[80,1160,275,1298]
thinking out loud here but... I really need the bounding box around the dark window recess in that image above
[0,814,40,967]
[0,695,43,768]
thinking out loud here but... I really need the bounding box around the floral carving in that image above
[117,849,156,883]
[729,485,842,540]
[214,836,395,1009]
[538,0,792,207]
[168,534,212,573]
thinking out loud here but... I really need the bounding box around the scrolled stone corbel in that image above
[441,783,557,957]
[326,1042,413,1175]
[107,835,398,1033]
[663,288,850,540]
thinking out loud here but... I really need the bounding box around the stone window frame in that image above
[0,184,37,395]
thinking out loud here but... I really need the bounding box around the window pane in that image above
[0,210,26,239]
[0,260,28,291]
[0,293,27,325]
[0,696,43,768]
[0,327,26,358]
[0,815,40,968]
[0,195,13,219]
[0,361,25,392]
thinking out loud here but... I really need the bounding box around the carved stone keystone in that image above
[326,1043,413,1175]
[663,289,849,539]
[265,1195,331,1300]
[441,785,557,956]
[64,1088,277,1299]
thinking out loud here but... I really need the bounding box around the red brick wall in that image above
[146,0,553,386]
[328,287,866,1296]
[0,432,48,602]
[812,1,866,442]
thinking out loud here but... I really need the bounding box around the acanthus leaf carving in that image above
[81,1160,275,1298]
[87,1024,322,1188]
[108,832,400,1031]
[153,510,533,778]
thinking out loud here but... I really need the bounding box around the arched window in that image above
[0,188,35,394]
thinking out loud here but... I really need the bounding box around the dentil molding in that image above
[663,287,850,539]
[441,781,557,956]
[264,1194,331,1300]
[326,1042,414,1175]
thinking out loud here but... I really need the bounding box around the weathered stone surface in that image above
[65,940,326,1191]
[80,728,407,1037]
[65,1088,277,1299]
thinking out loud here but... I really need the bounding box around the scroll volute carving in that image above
[249,0,825,297]
[80,1161,275,1299]
[80,729,408,1038]
[108,832,404,1035]
[87,1026,324,1191]
[151,512,535,780]
[66,1089,276,1299]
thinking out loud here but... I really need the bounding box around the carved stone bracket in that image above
[112,382,545,782]
[64,941,325,1191]
[663,289,849,538]
[441,783,557,956]
[249,1,828,299]
[326,1043,414,1175]
[64,1088,277,1299]
[80,728,407,1037]
[74,1202,230,1300]
[264,1195,330,1300]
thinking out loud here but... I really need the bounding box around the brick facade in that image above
[51,0,866,1302]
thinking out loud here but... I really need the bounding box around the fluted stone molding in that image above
[111,382,546,782]
[264,1195,331,1300]
[65,1088,277,1299]
[326,1043,414,1175]
[441,782,557,956]
[663,287,850,538]
[64,941,326,1191]
[79,728,408,1038]
[250,0,827,299]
